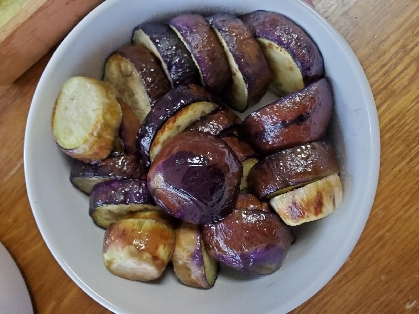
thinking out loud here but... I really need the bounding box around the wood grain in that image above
[0,0,418,313]
[293,0,419,313]
[0,0,104,85]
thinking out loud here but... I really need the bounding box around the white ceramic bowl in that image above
[24,0,380,313]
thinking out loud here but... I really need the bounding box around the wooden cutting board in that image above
[0,0,104,85]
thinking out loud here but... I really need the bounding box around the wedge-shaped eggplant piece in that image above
[103,44,171,123]
[270,173,343,226]
[202,208,294,275]
[172,222,218,289]
[242,10,324,96]
[148,131,242,225]
[235,192,270,212]
[117,98,141,155]
[243,78,333,154]
[207,13,270,112]
[137,84,220,167]
[70,153,146,195]
[51,76,122,163]
[132,22,200,87]
[221,135,259,191]
[187,108,241,136]
[103,218,175,281]
[248,141,339,200]
[169,14,231,95]
[89,178,156,229]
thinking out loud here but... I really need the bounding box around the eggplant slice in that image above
[132,22,200,87]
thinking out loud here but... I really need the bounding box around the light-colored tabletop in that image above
[0,0,418,313]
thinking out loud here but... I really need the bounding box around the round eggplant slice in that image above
[248,141,340,200]
[132,22,200,87]
[202,208,294,275]
[207,13,270,112]
[172,221,218,289]
[269,173,343,226]
[147,131,242,225]
[103,44,171,123]
[137,84,221,168]
[169,14,231,95]
[242,78,333,154]
[103,218,175,281]
[89,178,156,229]
[51,76,122,163]
[241,10,324,96]
[70,153,146,195]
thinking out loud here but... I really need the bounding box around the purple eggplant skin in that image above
[207,13,271,111]
[220,135,258,162]
[202,208,294,275]
[111,44,171,105]
[111,45,171,106]
[241,10,324,88]
[132,22,200,87]
[137,84,220,168]
[89,178,155,228]
[186,108,242,136]
[70,153,146,195]
[172,221,219,289]
[169,14,232,95]
[147,131,242,225]
[242,78,333,155]
[90,178,153,210]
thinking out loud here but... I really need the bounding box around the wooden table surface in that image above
[1,0,418,313]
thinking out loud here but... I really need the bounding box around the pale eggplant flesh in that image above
[52,76,122,163]
[207,13,271,112]
[103,44,171,123]
[241,10,324,96]
[269,173,343,226]
[103,218,175,281]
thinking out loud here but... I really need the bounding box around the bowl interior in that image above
[24,0,380,313]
